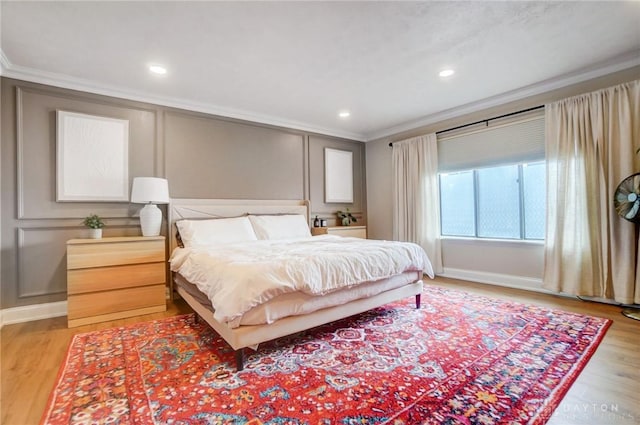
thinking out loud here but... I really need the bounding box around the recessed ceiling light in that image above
[149,64,167,75]
[439,69,455,77]
[338,111,351,118]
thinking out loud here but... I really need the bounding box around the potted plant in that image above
[337,208,357,226]
[83,214,105,239]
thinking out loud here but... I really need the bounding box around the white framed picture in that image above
[324,148,353,203]
[56,111,129,202]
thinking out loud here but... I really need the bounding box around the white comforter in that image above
[170,235,433,325]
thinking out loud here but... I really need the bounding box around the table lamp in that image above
[130,177,170,236]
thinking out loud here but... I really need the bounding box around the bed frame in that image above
[169,198,424,370]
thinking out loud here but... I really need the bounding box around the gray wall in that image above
[309,135,366,227]
[1,77,365,309]
[366,67,640,287]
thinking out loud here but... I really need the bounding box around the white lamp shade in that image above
[130,177,170,204]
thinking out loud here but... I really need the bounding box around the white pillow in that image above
[248,214,312,240]
[176,216,258,247]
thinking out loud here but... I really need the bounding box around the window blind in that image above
[437,116,545,172]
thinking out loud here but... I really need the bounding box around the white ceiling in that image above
[1,1,639,141]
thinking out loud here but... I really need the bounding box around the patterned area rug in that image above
[42,286,610,425]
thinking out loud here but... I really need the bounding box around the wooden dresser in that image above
[311,226,367,238]
[66,236,167,327]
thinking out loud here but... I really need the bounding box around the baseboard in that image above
[439,268,552,294]
[1,292,172,328]
[0,301,67,328]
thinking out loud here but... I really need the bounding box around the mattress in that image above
[174,270,421,328]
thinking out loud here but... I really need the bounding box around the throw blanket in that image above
[170,235,433,325]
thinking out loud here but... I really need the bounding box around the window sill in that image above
[440,236,544,246]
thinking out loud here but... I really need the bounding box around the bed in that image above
[168,198,433,370]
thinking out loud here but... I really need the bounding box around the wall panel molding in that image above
[16,224,141,299]
[17,226,70,298]
[2,77,363,313]
[15,84,158,219]
[164,110,306,200]
[308,135,366,220]
[14,83,160,116]
[16,86,26,219]
[303,134,310,201]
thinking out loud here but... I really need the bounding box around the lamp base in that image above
[139,204,162,237]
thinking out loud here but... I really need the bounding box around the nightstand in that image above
[66,236,167,327]
[311,226,367,238]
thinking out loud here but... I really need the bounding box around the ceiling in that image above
[1,1,639,141]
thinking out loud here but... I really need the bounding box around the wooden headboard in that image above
[168,198,310,253]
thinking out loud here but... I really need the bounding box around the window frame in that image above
[438,160,545,241]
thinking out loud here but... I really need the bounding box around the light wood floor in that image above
[1,278,638,425]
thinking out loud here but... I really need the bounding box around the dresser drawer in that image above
[68,284,166,320]
[66,236,167,327]
[311,227,328,236]
[67,239,165,269]
[67,262,165,295]
[328,226,367,238]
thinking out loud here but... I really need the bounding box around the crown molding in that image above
[0,48,11,75]
[0,55,365,142]
[2,48,638,143]
[366,50,640,141]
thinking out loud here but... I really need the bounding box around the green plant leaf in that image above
[83,214,105,229]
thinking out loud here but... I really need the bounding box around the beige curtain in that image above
[392,134,443,274]
[544,80,640,304]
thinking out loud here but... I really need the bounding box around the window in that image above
[439,162,545,240]
[521,162,546,239]
[437,114,545,241]
[439,170,475,237]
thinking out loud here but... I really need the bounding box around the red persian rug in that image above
[42,286,610,425]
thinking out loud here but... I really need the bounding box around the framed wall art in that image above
[324,147,353,203]
[56,110,129,202]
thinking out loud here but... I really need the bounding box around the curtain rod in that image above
[388,104,544,147]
